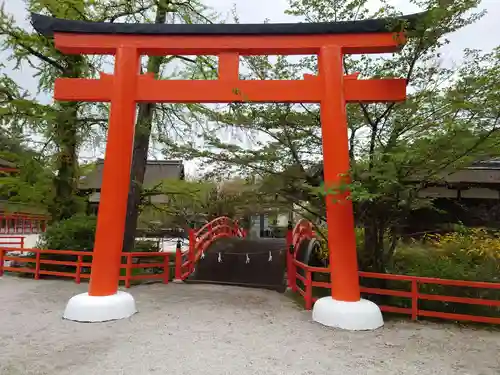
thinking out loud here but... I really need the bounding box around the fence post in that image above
[411,279,418,321]
[163,252,170,284]
[75,255,82,284]
[20,236,25,255]
[125,253,132,289]
[288,244,297,291]
[189,222,196,273]
[286,220,293,247]
[305,269,313,310]
[35,251,41,280]
[174,239,182,282]
[0,249,4,277]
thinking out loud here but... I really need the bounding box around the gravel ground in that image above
[1,276,499,375]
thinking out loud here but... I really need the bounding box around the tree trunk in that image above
[122,5,167,253]
[49,57,87,222]
[49,102,80,222]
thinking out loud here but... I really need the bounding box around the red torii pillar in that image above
[31,12,418,329]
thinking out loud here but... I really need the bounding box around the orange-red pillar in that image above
[88,46,139,296]
[318,45,361,302]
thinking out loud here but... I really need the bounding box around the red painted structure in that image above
[1,215,499,324]
[0,213,48,234]
[31,12,419,303]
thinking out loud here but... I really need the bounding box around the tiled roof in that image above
[79,159,185,190]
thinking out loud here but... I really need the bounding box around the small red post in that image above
[289,245,297,292]
[208,222,213,240]
[75,255,82,284]
[188,223,196,273]
[175,240,182,280]
[20,237,24,249]
[233,220,238,236]
[125,254,132,288]
[0,249,4,277]
[411,279,418,320]
[305,269,313,310]
[35,251,41,280]
[286,221,293,289]
[163,252,170,284]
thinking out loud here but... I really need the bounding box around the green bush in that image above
[37,214,97,250]
[29,215,167,281]
[310,227,500,320]
[26,215,97,276]
[387,240,500,319]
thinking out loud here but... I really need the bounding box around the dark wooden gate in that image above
[187,237,287,292]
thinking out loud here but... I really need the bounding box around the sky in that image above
[3,0,500,175]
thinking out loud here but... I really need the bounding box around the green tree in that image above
[0,1,107,220]
[138,177,281,231]
[121,0,216,252]
[162,0,500,272]
[1,0,214,229]
[0,134,52,211]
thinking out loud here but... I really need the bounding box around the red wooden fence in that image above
[0,236,24,248]
[292,259,500,325]
[0,247,172,287]
[2,217,499,326]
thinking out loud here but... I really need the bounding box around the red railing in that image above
[0,235,24,248]
[291,259,500,324]
[0,217,245,286]
[0,247,172,287]
[0,213,48,234]
[175,217,246,281]
[289,219,500,325]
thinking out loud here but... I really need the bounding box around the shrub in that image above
[37,214,97,250]
[314,226,364,263]
[29,215,97,276]
[310,226,500,319]
[31,216,168,280]
[389,238,500,319]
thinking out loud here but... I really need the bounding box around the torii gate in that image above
[32,12,424,330]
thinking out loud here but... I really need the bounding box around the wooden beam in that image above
[54,75,406,103]
[54,32,406,56]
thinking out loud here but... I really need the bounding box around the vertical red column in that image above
[89,46,140,296]
[318,45,360,302]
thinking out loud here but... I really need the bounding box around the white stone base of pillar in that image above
[63,291,137,322]
[312,297,384,331]
[172,279,183,283]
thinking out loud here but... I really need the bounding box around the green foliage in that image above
[388,235,500,319]
[314,228,500,319]
[29,214,96,276]
[139,177,284,230]
[0,138,53,211]
[37,214,97,251]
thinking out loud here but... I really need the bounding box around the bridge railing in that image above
[174,217,246,281]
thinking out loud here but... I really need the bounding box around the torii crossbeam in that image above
[31,11,425,330]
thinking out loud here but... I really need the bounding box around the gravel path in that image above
[1,276,499,375]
